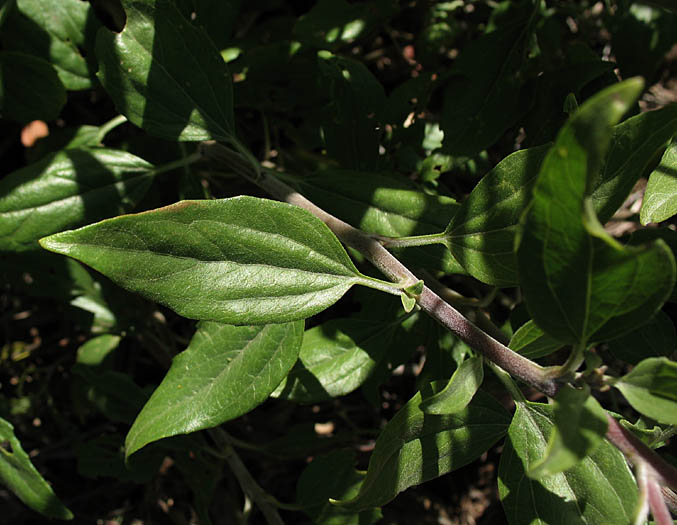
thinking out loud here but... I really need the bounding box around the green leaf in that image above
[440,0,539,157]
[628,227,677,302]
[444,144,551,285]
[296,169,464,275]
[96,0,235,142]
[607,311,675,364]
[317,53,385,170]
[294,0,367,49]
[273,315,412,404]
[40,196,396,324]
[517,78,676,344]
[332,385,510,511]
[592,103,677,224]
[614,357,677,425]
[126,321,303,456]
[508,321,563,359]
[0,148,155,252]
[76,334,122,366]
[0,417,73,520]
[420,357,483,415]
[297,449,382,525]
[528,385,608,478]
[641,141,677,224]
[498,402,637,525]
[4,0,98,90]
[0,51,65,123]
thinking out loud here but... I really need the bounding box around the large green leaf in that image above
[96,0,235,142]
[440,0,539,157]
[40,197,398,324]
[332,386,510,511]
[0,417,73,520]
[517,79,676,344]
[419,356,483,415]
[640,141,677,225]
[614,357,677,425]
[126,321,303,456]
[0,148,155,252]
[0,51,65,123]
[297,449,382,525]
[3,0,98,90]
[592,103,677,224]
[444,144,551,285]
[498,402,637,525]
[296,169,464,274]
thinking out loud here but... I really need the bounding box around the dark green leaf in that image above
[294,0,367,49]
[498,402,637,525]
[174,0,242,49]
[0,417,73,520]
[317,53,385,170]
[517,79,676,344]
[614,357,677,425]
[592,103,677,224]
[641,141,677,225]
[444,144,551,285]
[528,385,608,478]
[296,169,465,275]
[0,51,65,123]
[126,321,303,456]
[96,0,235,142]
[607,311,675,364]
[40,197,398,324]
[0,148,155,252]
[297,449,382,525]
[420,357,483,415]
[628,227,677,302]
[332,386,510,511]
[4,0,98,90]
[508,320,563,359]
[441,0,539,156]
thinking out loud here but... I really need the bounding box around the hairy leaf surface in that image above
[0,148,154,251]
[640,141,677,225]
[41,197,395,324]
[126,321,303,456]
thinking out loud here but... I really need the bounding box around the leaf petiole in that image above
[375,232,448,249]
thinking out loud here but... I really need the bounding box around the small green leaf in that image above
[126,321,303,456]
[498,402,637,525]
[0,51,65,123]
[517,78,676,344]
[96,0,235,142]
[441,0,539,156]
[614,357,677,425]
[641,141,677,224]
[592,103,677,224]
[0,417,73,520]
[0,148,155,252]
[40,196,396,325]
[607,311,675,364]
[400,293,416,313]
[297,449,382,525]
[419,356,483,415]
[444,144,551,285]
[76,334,122,366]
[528,385,608,478]
[508,320,564,359]
[332,385,510,511]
